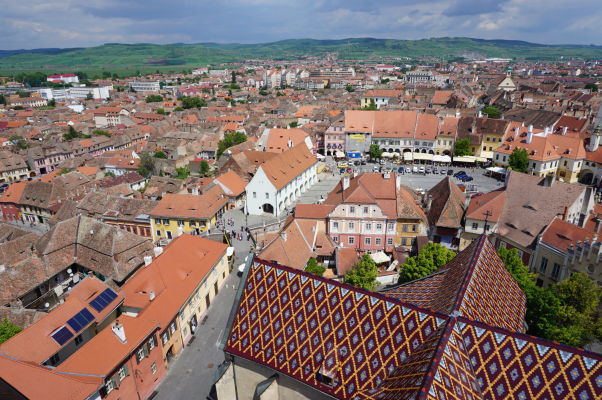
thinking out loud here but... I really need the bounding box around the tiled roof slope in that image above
[225,257,601,400]
[225,260,446,399]
[383,236,526,333]
[427,177,466,229]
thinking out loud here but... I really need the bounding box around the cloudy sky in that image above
[1,0,601,49]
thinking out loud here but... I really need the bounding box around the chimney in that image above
[383,171,391,179]
[563,206,569,221]
[149,291,155,301]
[544,174,555,187]
[191,186,199,195]
[478,110,483,118]
[595,215,602,234]
[526,125,533,144]
[177,226,184,237]
[513,127,519,141]
[589,129,601,152]
[562,126,568,136]
[153,246,163,257]
[288,139,293,148]
[426,194,433,212]
[455,111,460,118]
[112,320,127,344]
[280,231,287,241]
[144,255,152,266]
[342,176,350,191]
[395,174,402,190]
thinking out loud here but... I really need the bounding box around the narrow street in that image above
[155,270,242,400]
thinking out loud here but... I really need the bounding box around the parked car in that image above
[360,160,367,165]
[397,167,404,173]
[425,167,432,174]
[379,159,386,165]
[453,170,466,178]
[346,167,353,173]
[339,168,345,173]
[412,166,419,173]
[337,162,348,168]
[373,166,380,172]
[433,167,438,173]
[418,166,426,173]
[440,168,447,174]
[447,169,454,175]
[460,175,473,182]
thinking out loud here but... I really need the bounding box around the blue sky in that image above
[1,0,601,49]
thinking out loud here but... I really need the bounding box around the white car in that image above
[418,166,425,173]
[412,166,418,173]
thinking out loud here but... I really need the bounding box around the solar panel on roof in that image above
[89,288,118,313]
[66,308,95,332]
[51,326,74,346]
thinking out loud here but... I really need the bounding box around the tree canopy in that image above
[180,96,207,109]
[0,319,22,344]
[398,243,456,283]
[498,246,602,347]
[153,150,168,159]
[369,143,383,160]
[137,152,155,178]
[482,105,501,119]
[362,98,378,111]
[175,167,190,179]
[344,254,378,291]
[508,148,529,172]
[305,257,326,276]
[145,94,163,103]
[453,138,473,157]
[217,131,247,158]
[63,126,90,141]
[199,160,210,177]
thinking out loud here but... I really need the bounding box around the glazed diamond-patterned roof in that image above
[383,235,526,333]
[225,260,447,399]
[458,318,602,400]
[225,255,602,400]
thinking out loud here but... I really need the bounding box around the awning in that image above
[413,153,434,161]
[370,251,391,264]
[486,166,507,174]
[381,152,393,158]
[433,155,451,163]
[453,156,476,163]
[335,151,345,158]
[226,247,235,257]
[403,152,413,161]
[237,263,246,273]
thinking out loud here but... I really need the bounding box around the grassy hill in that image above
[1,37,601,75]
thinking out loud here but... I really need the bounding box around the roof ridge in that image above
[449,235,488,314]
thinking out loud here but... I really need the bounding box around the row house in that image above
[532,208,602,288]
[360,89,402,109]
[456,116,511,160]
[0,150,29,182]
[70,135,115,158]
[245,144,318,217]
[323,117,345,157]
[7,94,48,108]
[1,234,228,400]
[493,125,593,183]
[93,107,130,128]
[149,184,229,242]
[323,172,427,252]
[461,171,593,266]
[27,143,73,175]
[0,181,26,221]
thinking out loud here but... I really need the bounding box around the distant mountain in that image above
[1,37,601,72]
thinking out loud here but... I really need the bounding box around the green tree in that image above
[0,94,5,105]
[289,121,298,128]
[199,160,210,177]
[175,167,190,179]
[344,255,378,291]
[105,171,116,178]
[86,93,94,100]
[369,143,383,160]
[345,84,355,92]
[231,70,237,83]
[497,247,601,347]
[145,94,163,103]
[174,107,184,112]
[217,131,247,158]
[584,83,598,92]
[154,150,168,159]
[180,96,207,109]
[48,99,56,107]
[156,108,166,115]
[398,243,456,283]
[137,152,155,178]
[0,319,22,344]
[305,257,326,276]
[482,106,501,119]
[508,148,529,172]
[63,125,90,141]
[259,90,269,96]
[453,138,473,156]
